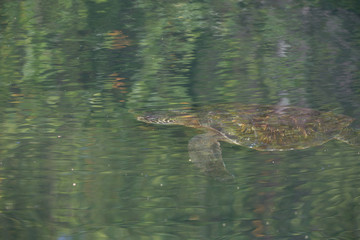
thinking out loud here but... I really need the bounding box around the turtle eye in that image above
[164,118,174,123]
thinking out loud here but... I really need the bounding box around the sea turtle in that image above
[137,103,359,179]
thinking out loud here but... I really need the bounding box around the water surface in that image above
[1,0,360,239]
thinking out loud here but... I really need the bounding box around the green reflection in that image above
[0,0,360,239]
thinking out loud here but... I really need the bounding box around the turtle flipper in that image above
[335,128,360,147]
[188,133,234,181]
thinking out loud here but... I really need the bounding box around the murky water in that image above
[1,1,360,239]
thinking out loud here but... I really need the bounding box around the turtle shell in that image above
[196,103,353,151]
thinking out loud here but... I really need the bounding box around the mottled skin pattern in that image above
[137,103,358,179]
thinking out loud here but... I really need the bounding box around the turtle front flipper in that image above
[335,128,360,147]
[188,132,234,181]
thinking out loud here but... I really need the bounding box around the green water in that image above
[1,0,360,239]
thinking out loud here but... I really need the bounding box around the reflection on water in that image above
[1,0,360,239]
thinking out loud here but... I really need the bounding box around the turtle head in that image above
[137,111,198,126]
[137,113,179,125]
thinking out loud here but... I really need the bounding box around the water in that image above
[1,0,360,239]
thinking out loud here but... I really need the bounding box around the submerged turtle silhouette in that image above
[137,103,359,179]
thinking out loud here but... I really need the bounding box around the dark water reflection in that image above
[1,0,360,239]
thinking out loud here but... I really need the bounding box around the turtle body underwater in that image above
[137,103,359,179]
